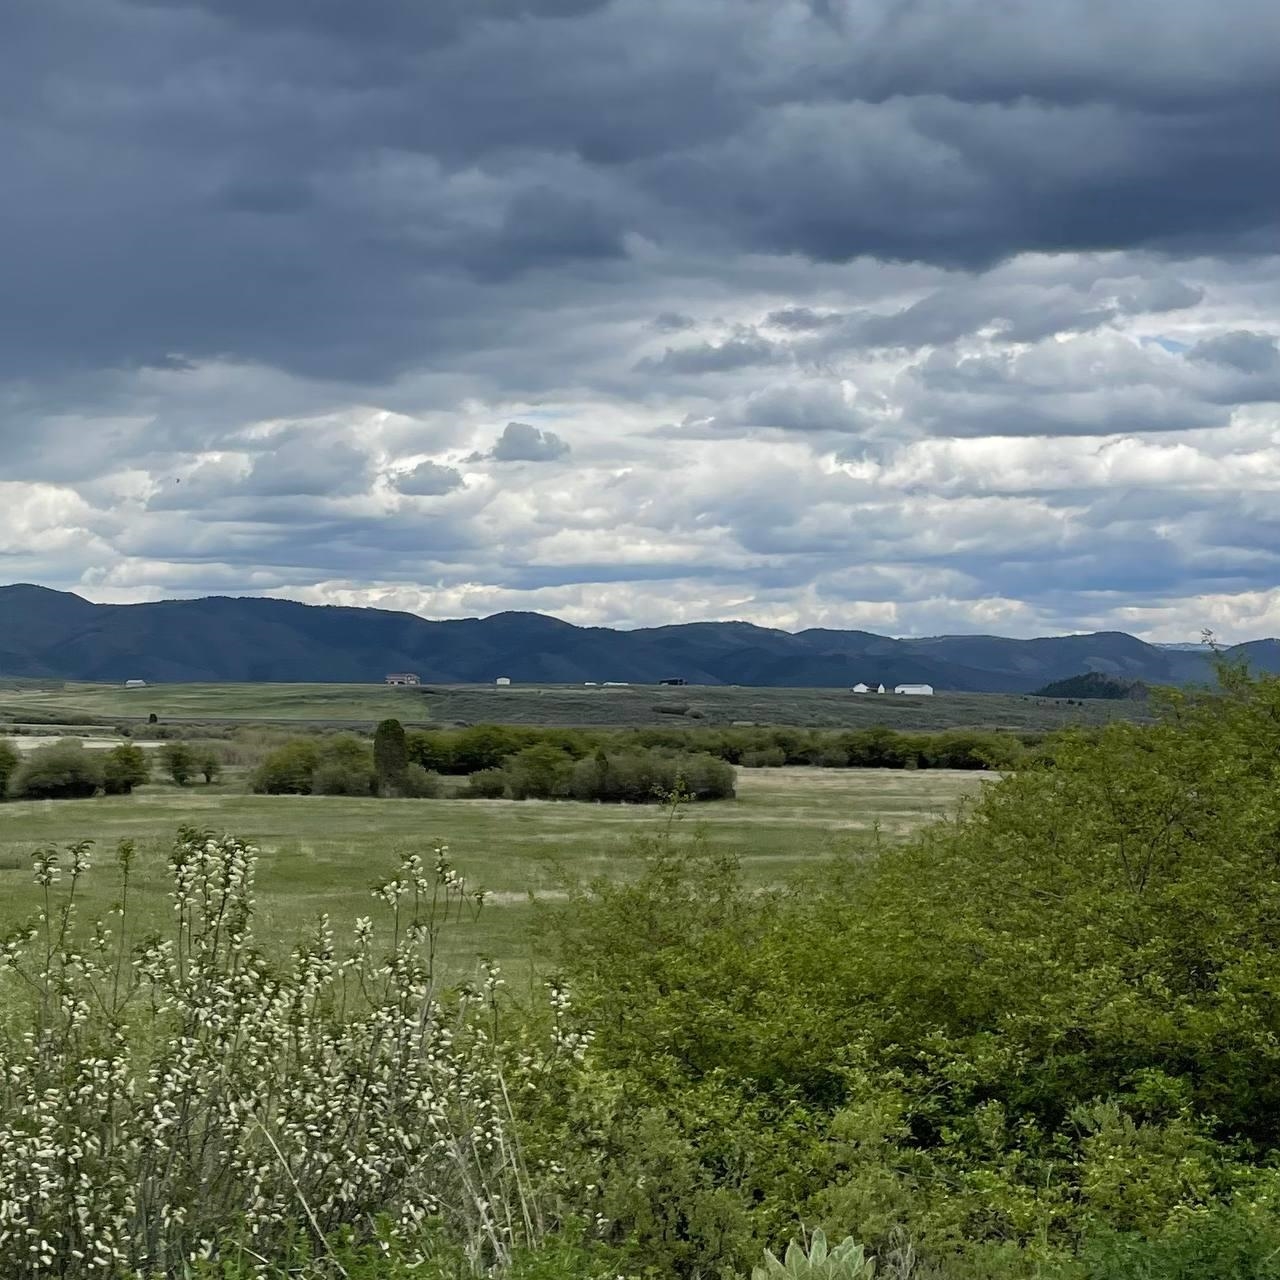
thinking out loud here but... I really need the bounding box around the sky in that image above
[3,0,1280,641]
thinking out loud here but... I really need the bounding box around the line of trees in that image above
[251,721,737,803]
[0,739,220,801]
[400,722,1038,775]
[251,726,444,798]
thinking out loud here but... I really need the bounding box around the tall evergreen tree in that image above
[373,718,409,794]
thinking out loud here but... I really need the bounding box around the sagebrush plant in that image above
[752,1229,877,1280]
[0,827,591,1278]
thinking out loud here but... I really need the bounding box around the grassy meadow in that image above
[0,766,986,974]
[0,678,1153,731]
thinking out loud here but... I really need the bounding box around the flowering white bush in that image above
[0,829,583,1278]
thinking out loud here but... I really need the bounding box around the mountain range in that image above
[1,584,1277,693]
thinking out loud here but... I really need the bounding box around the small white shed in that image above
[496,676,512,686]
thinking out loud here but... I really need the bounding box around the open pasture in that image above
[0,679,1152,731]
[0,767,987,974]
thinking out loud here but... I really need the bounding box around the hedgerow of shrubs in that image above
[250,732,736,803]
[401,722,1034,777]
[457,744,735,803]
[251,730,444,798]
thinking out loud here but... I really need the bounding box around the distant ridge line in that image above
[1,584,1276,691]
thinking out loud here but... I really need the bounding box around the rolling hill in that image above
[0,584,1273,691]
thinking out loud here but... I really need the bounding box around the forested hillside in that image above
[4,584,1276,690]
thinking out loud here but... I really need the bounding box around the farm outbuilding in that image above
[496,676,512,686]
[894,683,935,696]
[124,679,147,689]
[385,673,420,686]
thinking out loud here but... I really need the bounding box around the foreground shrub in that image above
[1056,1205,1280,1279]
[6,739,104,799]
[0,832,583,1278]
[544,668,1280,1275]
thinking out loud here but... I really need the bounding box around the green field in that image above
[0,679,1152,731]
[0,767,987,975]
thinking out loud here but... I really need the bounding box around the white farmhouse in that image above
[894,683,934,696]
[851,682,870,693]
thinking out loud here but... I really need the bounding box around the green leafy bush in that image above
[569,749,735,803]
[252,739,321,794]
[465,767,509,798]
[197,749,222,784]
[6,740,104,799]
[506,744,574,799]
[399,762,445,798]
[159,740,198,785]
[543,669,1280,1275]
[101,742,150,794]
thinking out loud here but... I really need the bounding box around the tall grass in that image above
[0,830,585,1277]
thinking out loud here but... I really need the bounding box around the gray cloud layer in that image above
[3,0,1280,640]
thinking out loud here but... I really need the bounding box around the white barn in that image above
[496,676,512,686]
[894,683,935,696]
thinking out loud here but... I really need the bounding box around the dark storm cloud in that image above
[124,0,613,46]
[6,0,1280,640]
[5,0,1280,388]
